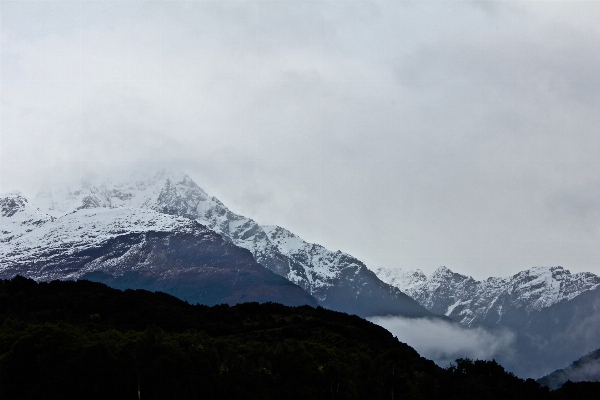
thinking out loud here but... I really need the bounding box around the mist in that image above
[369,316,515,368]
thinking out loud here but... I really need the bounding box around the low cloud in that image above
[565,359,600,383]
[369,316,515,367]
[541,355,600,389]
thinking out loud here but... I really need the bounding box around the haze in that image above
[2,1,600,280]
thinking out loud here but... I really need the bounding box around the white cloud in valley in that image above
[3,1,600,279]
[370,316,515,368]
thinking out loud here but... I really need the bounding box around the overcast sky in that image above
[2,1,600,279]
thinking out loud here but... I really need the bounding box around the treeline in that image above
[0,277,596,399]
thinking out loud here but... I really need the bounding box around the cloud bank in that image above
[370,316,515,368]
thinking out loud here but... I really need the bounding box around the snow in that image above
[0,207,198,271]
[445,299,463,316]
[262,225,307,254]
[0,193,55,243]
[371,265,428,292]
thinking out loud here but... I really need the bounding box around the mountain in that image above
[21,170,431,318]
[373,265,600,377]
[538,348,600,390]
[374,265,600,327]
[0,193,316,307]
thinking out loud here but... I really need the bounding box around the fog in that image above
[370,316,515,368]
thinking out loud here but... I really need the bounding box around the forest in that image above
[0,276,597,400]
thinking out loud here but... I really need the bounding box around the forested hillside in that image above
[0,277,596,399]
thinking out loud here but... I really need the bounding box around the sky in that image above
[2,1,600,280]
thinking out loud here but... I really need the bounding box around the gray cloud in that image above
[370,316,515,367]
[3,1,600,279]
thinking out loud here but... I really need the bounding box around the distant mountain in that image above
[0,193,316,307]
[1,170,430,318]
[373,265,600,377]
[374,265,600,327]
[538,348,600,390]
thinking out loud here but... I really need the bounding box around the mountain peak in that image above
[1,193,28,217]
[430,265,470,282]
[432,265,452,276]
[33,169,209,218]
[0,193,54,243]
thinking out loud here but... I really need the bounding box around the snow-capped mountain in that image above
[1,170,430,318]
[374,265,600,327]
[1,192,55,243]
[373,264,600,378]
[0,192,317,307]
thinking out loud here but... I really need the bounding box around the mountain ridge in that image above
[1,170,430,318]
[0,195,317,307]
[373,265,600,327]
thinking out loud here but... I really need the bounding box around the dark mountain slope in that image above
[78,230,318,307]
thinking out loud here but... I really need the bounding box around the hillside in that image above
[538,348,600,389]
[0,277,598,399]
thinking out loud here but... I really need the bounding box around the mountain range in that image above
[4,169,600,379]
[0,170,429,318]
[374,265,600,378]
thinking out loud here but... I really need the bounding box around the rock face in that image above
[538,348,600,390]
[2,170,430,317]
[373,265,600,378]
[0,205,317,307]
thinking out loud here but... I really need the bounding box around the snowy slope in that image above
[262,225,358,290]
[0,200,317,307]
[1,207,198,279]
[374,265,600,327]
[13,170,430,317]
[1,192,55,243]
